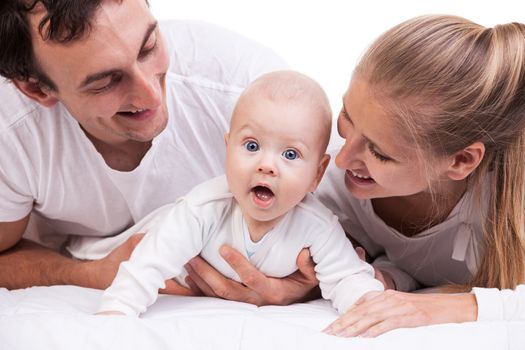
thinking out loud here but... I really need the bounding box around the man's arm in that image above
[0,217,196,295]
[0,215,28,252]
[0,215,107,289]
[0,238,92,289]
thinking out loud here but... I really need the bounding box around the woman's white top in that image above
[317,154,525,321]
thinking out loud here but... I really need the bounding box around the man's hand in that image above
[184,245,319,306]
[84,234,144,290]
[84,233,195,296]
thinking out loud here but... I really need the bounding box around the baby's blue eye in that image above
[283,149,298,160]
[245,141,259,152]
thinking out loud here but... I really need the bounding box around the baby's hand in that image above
[95,310,126,316]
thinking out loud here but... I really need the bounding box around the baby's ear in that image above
[445,142,485,180]
[224,133,230,146]
[13,78,58,107]
[310,154,331,192]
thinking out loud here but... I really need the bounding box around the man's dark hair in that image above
[0,0,105,90]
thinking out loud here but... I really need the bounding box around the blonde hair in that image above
[356,15,525,290]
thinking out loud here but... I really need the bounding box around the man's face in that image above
[29,0,169,145]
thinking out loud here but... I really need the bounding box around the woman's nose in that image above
[335,135,364,169]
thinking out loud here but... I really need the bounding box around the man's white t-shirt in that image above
[0,20,287,248]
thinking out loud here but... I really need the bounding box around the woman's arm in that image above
[473,285,525,321]
[323,290,478,337]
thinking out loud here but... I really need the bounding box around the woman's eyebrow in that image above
[341,100,395,159]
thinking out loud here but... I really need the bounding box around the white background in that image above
[150,0,524,138]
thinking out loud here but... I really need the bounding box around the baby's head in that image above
[225,70,332,229]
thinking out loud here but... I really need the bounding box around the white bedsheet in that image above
[1,286,524,350]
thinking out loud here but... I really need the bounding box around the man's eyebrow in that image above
[139,21,158,52]
[77,21,158,89]
[78,69,121,89]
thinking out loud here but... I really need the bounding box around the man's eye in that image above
[282,149,298,160]
[90,83,113,94]
[139,34,158,59]
[89,75,122,94]
[244,141,259,152]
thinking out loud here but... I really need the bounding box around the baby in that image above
[97,70,383,317]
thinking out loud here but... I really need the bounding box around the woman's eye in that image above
[244,141,259,152]
[340,109,352,123]
[368,144,390,162]
[283,149,298,160]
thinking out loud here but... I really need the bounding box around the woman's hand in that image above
[184,245,319,306]
[323,290,478,337]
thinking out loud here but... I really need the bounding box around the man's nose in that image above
[129,68,162,108]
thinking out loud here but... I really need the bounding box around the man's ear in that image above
[224,132,230,146]
[309,154,331,192]
[445,142,485,181]
[12,79,58,107]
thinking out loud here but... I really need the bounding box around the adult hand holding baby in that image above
[185,245,319,306]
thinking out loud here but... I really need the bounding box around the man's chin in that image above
[123,109,169,142]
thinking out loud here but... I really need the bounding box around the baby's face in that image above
[225,97,329,231]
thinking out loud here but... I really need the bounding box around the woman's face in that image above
[335,77,450,199]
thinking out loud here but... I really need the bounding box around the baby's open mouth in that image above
[252,185,274,204]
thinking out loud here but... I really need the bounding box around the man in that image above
[0,0,317,304]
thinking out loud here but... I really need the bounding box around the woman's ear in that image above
[12,78,58,107]
[445,142,485,180]
[309,154,331,192]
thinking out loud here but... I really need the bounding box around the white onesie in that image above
[96,175,384,316]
